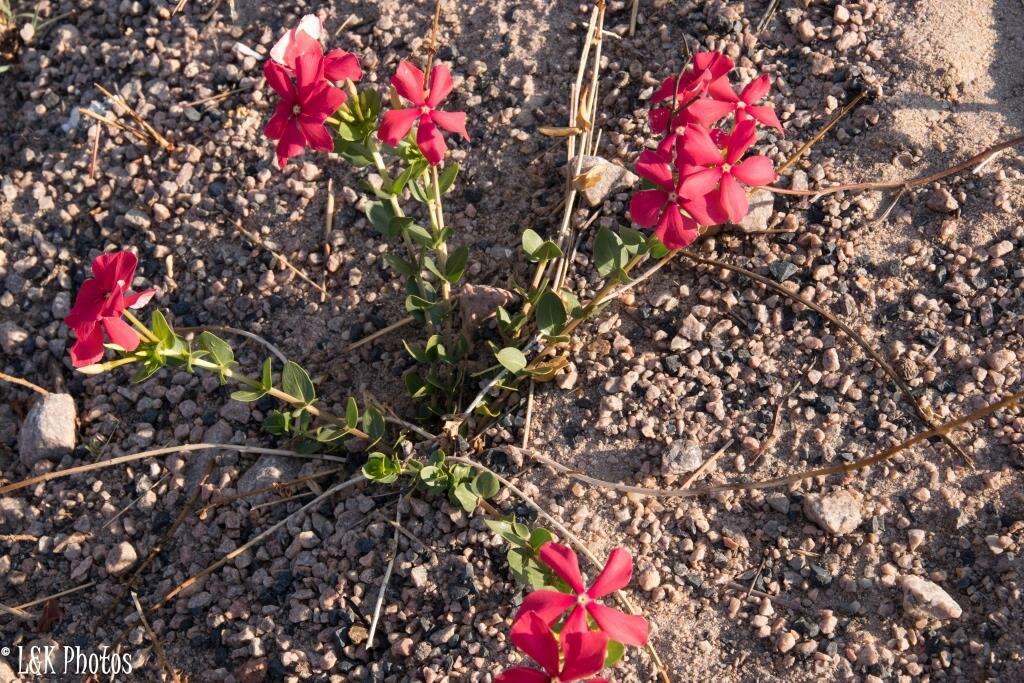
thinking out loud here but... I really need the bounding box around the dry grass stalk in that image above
[234,220,328,296]
[0,370,48,396]
[130,591,178,681]
[95,83,174,151]
[341,315,415,354]
[14,582,96,611]
[366,501,403,649]
[176,324,287,363]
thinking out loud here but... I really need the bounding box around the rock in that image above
[988,240,1013,259]
[638,568,661,591]
[925,188,959,213]
[459,283,516,336]
[678,314,706,342]
[985,349,1015,372]
[662,440,703,476]
[186,419,233,490]
[237,455,301,500]
[796,19,815,43]
[803,490,863,535]
[0,321,29,354]
[570,156,639,207]
[105,541,138,575]
[900,576,962,620]
[777,630,798,653]
[18,393,76,467]
[769,260,798,282]
[0,655,15,682]
[739,189,774,230]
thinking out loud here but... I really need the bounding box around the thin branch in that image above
[0,443,348,496]
[770,134,1024,197]
[234,220,328,296]
[177,325,287,364]
[776,90,866,176]
[341,316,415,354]
[0,601,35,622]
[14,582,96,611]
[0,370,49,396]
[366,501,402,649]
[130,591,177,681]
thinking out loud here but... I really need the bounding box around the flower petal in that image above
[263,60,296,99]
[275,119,307,167]
[301,82,345,121]
[586,602,650,647]
[294,48,325,93]
[101,316,140,352]
[514,589,577,624]
[724,119,757,164]
[64,279,106,329]
[430,109,469,140]
[377,108,420,147]
[538,542,586,593]
[648,106,671,134]
[510,612,560,676]
[296,14,322,39]
[92,251,138,290]
[495,668,551,683]
[587,548,634,599]
[634,150,673,189]
[69,322,104,367]
[682,193,727,227]
[559,631,609,682]
[125,289,156,310]
[718,173,749,223]
[685,98,735,128]
[264,101,293,140]
[392,60,425,105]
[692,51,734,80]
[654,204,700,250]
[426,64,454,107]
[706,75,739,103]
[629,189,668,228]
[323,50,362,82]
[746,104,784,134]
[416,116,447,165]
[650,74,679,105]
[741,74,771,104]
[678,166,723,200]
[298,116,334,152]
[730,155,777,186]
[681,124,724,166]
[559,605,590,640]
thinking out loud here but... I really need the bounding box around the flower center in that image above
[722,163,732,173]
[420,105,431,115]
[292,104,301,116]
[576,594,590,607]
[736,101,746,109]
[674,125,686,135]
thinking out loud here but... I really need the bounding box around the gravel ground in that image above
[2,0,1023,681]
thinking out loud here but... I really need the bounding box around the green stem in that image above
[370,146,429,300]
[123,310,160,344]
[428,164,451,303]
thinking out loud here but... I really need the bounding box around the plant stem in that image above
[428,163,451,303]
[370,147,429,300]
[123,310,160,344]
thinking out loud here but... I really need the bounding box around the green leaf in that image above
[197,331,233,366]
[535,290,567,336]
[281,361,316,405]
[451,483,479,513]
[604,640,625,668]
[263,410,291,435]
[405,223,435,248]
[521,228,562,262]
[495,347,528,374]
[365,201,397,236]
[444,246,469,284]
[345,397,359,429]
[363,406,386,444]
[260,358,273,389]
[362,452,401,484]
[230,389,266,402]
[315,425,348,442]
[528,527,554,550]
[384,254,416,279]
[593,227,626,278]
[472,471,500,499]
[150,310,174,346]
[418,464,447,491]
[437,162,459,193]
[647,235,670,258]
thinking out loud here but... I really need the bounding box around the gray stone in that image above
[237,455,301,499]
[186,419,233,489]
[105,541,138,575]
[900,576,962,620]
[662,440,703,476]
[459,283,516,336]
[18,393,76,467]
[0,321,29,354]
[571,155,639,206]
[803,489,863,535]
[925,188,959,213]
[739,189,774,230]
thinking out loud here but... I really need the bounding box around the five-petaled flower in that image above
[64,251,155,367]
[496,612,609,683]
[516,542,649,648]
[629,150,705,249]
[677,120,778,223]
[648,51,735,134]
[264,51,346,168]
[704,74,783,133]
[378,61,469,165]
[270,14,362,84]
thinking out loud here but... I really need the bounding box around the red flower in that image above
[377,61,469,165]
[64,251,155,367]
[629,150,714,248]
[270,14,362,84]
[264,48,346,168]
[678,120,777,223]
[648,51,734,134]
[703,74,783,133]
[516,543,649,648]
[496,612,609,683]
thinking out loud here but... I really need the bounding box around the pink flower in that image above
[678,120,777,223]
[377,61,469,165]
[270,14,362,83]
[515,542,649,648]
[496,612,608,683]
[629,150,713,248]
[263,49,346,168]
[704,74,783,133]
[64,251,155,367]
[648,51,735,134]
